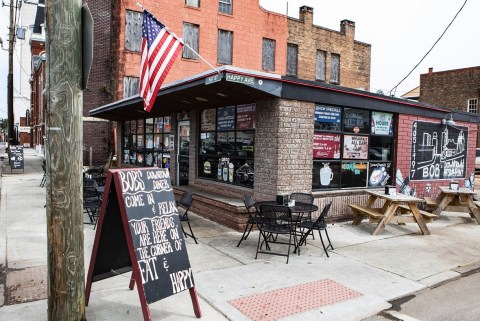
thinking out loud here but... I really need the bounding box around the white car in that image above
[476,148,480,171]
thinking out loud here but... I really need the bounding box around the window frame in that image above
[316,50,326,82]
[330,53,340,84]
[123,117,172,168]
[217,29,233,65]
[125,10,143,52]
[185,0,200,8]
[182,22,199,60]
[286,43,298,77]
[219,0,232,14]
[198,104,256,188]
[262,38,276,71]
[312,105,395,191]
[123,76,139,98]
[468,98,478,113]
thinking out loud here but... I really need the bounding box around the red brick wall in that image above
[83,0,114,165]
[419,67,480,111]
[396,114,477,200]
[114,0,288,100]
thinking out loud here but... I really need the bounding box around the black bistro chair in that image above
[289,192,314,220]
[237,195,265,247]
[256,205,298,264]
[296,201,333,257]
[176,192,198,244]
[83,186,102,229]
[40,163,47,187]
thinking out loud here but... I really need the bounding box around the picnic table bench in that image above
[396,204,438,223]
[349,190,430,235]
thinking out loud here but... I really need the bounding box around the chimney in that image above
[299,6,314,25]
[428,67,433,74]
[340,19,355,39]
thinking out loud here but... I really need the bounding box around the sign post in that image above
[86,168,201,320]
[9,145,24,173]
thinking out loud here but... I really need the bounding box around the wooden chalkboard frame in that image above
[85,168,201,320]
[9,145,24,173]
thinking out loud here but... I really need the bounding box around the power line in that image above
[389,0,468,96]
[14,46,31,77]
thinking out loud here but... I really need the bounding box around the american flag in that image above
[140,10,183,112]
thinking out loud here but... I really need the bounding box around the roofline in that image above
[90,66,480,123]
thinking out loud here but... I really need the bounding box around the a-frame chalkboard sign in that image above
[86,168,201,320]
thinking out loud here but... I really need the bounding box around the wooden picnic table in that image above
[431,186,480,224]
[350,190,431,236]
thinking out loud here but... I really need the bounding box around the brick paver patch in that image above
[229,279,362,321]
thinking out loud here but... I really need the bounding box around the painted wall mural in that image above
[410,121,468,180]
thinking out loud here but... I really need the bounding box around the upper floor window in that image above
[219,0,232,14]
[185,0,200,7]
[262,38,275,71]
[182,23,199,59]
[217,29,233,64]
[316,50,326,82]
[468,98,478,113]
[330,53,340,84]
[123,76,139,98]
[125,10,143,52]
[286,43,298,77]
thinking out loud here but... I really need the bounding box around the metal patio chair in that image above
[295,201,333,257]
[256,205,298,264]
[237,195,266,247]
[176,191,198,244]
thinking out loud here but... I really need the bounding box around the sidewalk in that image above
[1,148,480,321]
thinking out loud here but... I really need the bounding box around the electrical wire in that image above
[14,48,31,77]
[388,0,468,96]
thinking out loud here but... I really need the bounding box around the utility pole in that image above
[45,0,85,320]
[7,0,15,146]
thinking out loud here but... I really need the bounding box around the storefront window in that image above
[312,105,394,190]
[198,104,255,188]
[123,116,172,169]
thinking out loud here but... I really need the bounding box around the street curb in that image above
[383,310,422,321]
[452,260,480,277]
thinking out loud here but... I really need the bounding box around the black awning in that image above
[89,66,480,124]
[89,67,282,121]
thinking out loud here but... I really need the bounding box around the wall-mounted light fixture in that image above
[441,113,455,126]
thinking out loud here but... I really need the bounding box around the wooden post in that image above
[45,1,86,320]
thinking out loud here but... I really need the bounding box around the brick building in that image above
[92,66,479,229]
[287,6,371,90]
[90,2,479,229]
[418,66,480,145]
[419,67,480,112]
[29,0,46,155]
[29,1,371,167]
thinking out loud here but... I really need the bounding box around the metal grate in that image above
[229,279,361,321]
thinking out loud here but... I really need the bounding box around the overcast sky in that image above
[260,0,477,95]
[0,0,477,119]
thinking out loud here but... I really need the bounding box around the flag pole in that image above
[136,2,221,75]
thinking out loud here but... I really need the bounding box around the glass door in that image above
[177,121,190,185]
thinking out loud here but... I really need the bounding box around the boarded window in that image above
[262,38,275,71]
[286,43,298,77]
[219,0,232,14]
[124,76,139,98]
[185,0,200,7]
[183,23,199,59]
[316,50,326,81]
[125,10,143,52]
[218,29,233,64]
[330,53,340,84]
[468,98,478,113]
